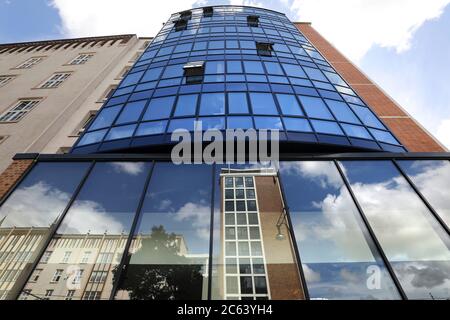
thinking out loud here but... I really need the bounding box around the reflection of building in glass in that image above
[219,169,304,300]
[0,5,450,301]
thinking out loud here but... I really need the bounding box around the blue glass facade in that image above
[71,5,405,154]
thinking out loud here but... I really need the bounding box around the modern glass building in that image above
[70,5,405,154]
[0,5,449,301]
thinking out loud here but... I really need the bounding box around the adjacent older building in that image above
[0,5,450,301]
[0,34,152,172]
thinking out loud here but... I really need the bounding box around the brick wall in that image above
[296,23,446,152]
[0,159,34,201]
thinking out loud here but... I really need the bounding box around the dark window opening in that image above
[184,61,205,84]
[256,42,274,56]
[247,15,260,27]
[180,10,192,20]
[203,7,213,17]
[174,19,188,32]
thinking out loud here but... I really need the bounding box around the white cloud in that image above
[290,0,450,62]
[50,0,199,38]
[437,119,450,149]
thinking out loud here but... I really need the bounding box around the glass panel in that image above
[227,61,242,73]
[243,61,264,74]
[369,129,398,145]
[340,160,450,299]
[276,94,303,116]
[115,163,212,300]
[350,105,385,130]
[77,129,107,146]
[311,120,344,135]
[136,120,167,136]
[115,101,146,125]
[199,93,225,115]
[21,162,150,300]
[397,160,450,229]
[228,93,249,114]
[264,62,284,75]
[249,93,277,115]
[342,124,372,139]
[89,106,121,131]
[299,96,333,120]
[174,94,198,117]
[143,96,175,121]
[227,117,253,129]
[280,161,400,299]
[283,117,312,132]
[254,117,283,130]
[105,124,136,141]
[281,63,305,78]
[212,165,304,300]
[0,162,89,300]
[325,100,360,124]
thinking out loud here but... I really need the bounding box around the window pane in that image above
[254,116,283,130]
[397,160,450,228]
[342,124,372,139]
[351,105,385,129]
[115,163,212,300]
[325,100,360,124]
[116,101,146,124]
[227,61,243,73]
[205,61,225,74]
[299,96,333,120]
[369,129,398,145]
[249,93,277,115]
[200,117,225,130]
[174,94,198,117]
[281,63,306,78]
[143,96,175,120]
[22,162,150,300]
[199,93,225,115]
[227,116,253,129]
[168,118,196,132]
[162,64,184,78]
[0,162,89,300]
[78,129,107,146]
[264,62,284,75]
[280,161,400,299]
[303,67,327,82]
[136,120,167,136]
[311,120,344,135]
[283,117,312,132]
[105,124,136,141]
[276,94,303,116]
[243,61,264,74]
[142,67,163,82]
[340,160,450,299]
[228,93,249,114]
[89,106,121,130]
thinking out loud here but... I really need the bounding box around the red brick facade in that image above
[295,23,446,152]
[0,160,34,201]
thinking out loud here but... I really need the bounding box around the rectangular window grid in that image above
[0,99,41,122]
[39,73,71,89]
[222,175,271,300]
[69,53,94,65]
[15,57,44,69]
[0,75,15,87]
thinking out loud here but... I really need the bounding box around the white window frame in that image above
[39,72,71,89]
[51,269,63,283]
[65,290,76,300]
[69,53,94,65]
[62,251,72,264]
[0,75,15,87]
[0,99,42,123]
[15,57,45,69]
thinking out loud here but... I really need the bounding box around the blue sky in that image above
[1,0,449,149]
